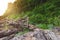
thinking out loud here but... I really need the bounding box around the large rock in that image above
[0,18,60,40]
[10,28,60,40]
[10,29,45,40]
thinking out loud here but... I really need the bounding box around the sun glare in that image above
[0,0,15,16]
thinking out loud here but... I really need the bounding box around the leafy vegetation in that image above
[6,0,60,29]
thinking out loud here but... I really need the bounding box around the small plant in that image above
[36,24,48,29]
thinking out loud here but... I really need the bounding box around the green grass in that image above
[36,24,54,29]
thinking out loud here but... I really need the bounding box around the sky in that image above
[0,0,15,16]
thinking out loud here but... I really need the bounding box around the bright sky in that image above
[0,0,15,16]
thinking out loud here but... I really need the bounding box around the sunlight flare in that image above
[0,0,15,16]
